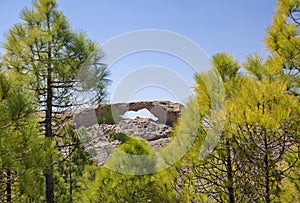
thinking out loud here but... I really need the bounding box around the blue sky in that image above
[0,0,278,103]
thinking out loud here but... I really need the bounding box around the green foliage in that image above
[118,136,154,155]
[109,132,130,143]
[3,0,109,107]
[227,76,300,202]
[1,0,300,202]
[81,136,164,203]
[0,72,48,202]
[105,135,156,175]
[175,51,300,202]
[79,132,178,202]
[2,0,109,202]
[174,54,240,202]
[84,168,155,203]
[212,53,239,83]
[54,124,94,203]
[266,0,300,95]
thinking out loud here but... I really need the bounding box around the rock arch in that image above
[96,101,183,126]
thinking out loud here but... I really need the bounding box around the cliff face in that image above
[74,101,183,165]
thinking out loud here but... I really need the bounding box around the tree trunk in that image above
[45,102,54,203]
[6,170,11,203]
[69,166,73,203]
[264,135,270,203]
[45,48,54,203]
[226,140,235,203]
[45,171,54,203]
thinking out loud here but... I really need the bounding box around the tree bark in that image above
[45,170,54,203]
[69,164,73,203]
[264,135,270,203]
[6,170,11,203]
[226,140,235,203]
[45,42,54,203]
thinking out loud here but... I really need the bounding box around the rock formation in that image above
[115,118,172,141]
[74,101,182,165]
[96,101,183,127]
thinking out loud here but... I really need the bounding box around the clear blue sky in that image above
[0,0,278,103]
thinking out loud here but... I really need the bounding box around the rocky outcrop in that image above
[96,101,183,127]
[148,137,171,151]
[115,118,172,141]
[81,118,173,165]
[80,124,121,165]
[74,101,182,165]
[73,106,98,128]
[74,101,183,128]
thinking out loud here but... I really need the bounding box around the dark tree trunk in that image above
[45,102,54,203]
[45,171,54,203]
[264,135,270,203]
[69,165,73,203]
[45,46,54,203]
[6,170,11,203]
[45,104,54,203]
[226,140,235,203]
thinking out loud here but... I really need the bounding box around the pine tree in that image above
[2,0,109,202]
[265,0,300,198]
[191,53,243,203]
[227,54,300,202]
[0,71,47,202]
[266,0,300,95]
[175,52,300,202]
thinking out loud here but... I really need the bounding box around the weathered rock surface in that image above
[148,137,171,151]
[80,124,121,165]
[81,118,173,165]
[73,106,98,128]
[115,118,172,141]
